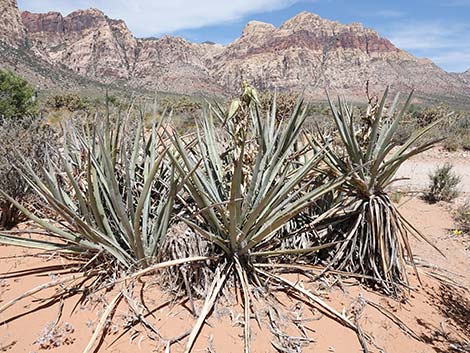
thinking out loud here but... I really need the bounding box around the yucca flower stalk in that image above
[310,88,445,294]
[169,87,355,352]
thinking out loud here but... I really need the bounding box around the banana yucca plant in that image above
[169,90,356,352]
[0,112,177,269]
[310,88,444,294]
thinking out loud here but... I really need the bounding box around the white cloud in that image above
[431,51,470,73]
[382,21,470,72]
[386,22,466,50]
[17,0,301,37]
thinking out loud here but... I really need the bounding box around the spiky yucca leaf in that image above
[172,95,344,259]
[169,92,354,353]
[0,112,177,269]
[311,89,444,294]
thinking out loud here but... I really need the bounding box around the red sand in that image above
[1,198,469,353]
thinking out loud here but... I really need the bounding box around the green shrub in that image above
[425,163,461,203]
[0,70,38,119]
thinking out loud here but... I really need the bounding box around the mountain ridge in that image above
[0,0,468,100]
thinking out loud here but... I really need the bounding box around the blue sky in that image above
[17,0,470,72]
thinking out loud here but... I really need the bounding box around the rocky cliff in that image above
[20,8,225,94]
[209,12,465,97]
[453,69,470,87]
[0,0,468,99]
[0,0,26,47]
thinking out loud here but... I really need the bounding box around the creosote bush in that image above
[0,69,38,119]
[425,163,461,203]
[45,93,91,112]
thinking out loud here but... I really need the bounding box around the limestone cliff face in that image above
[452,69,470,87]
[21,9,138,80]
[1,0,467,99]
[209,12,464,97]
[20,9,225,93]
[0,0,26,47]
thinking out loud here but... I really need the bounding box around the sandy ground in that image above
[1,197,468,353]
[0,146,469,353]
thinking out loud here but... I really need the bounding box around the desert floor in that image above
[1,146,469,353]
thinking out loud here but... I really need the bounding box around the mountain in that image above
[0,0,25,47]
[1,0,469,101]
[20,8,225,95]
[0,0,112,90]
[452,69,470,86]
[209,13,468,99]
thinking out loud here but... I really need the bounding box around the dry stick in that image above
[121,289,164,341]
[234,257,251,353]
[184,262,232,353]
[182,268,198,317]
[256,268,356,331]
[106,296,185,349]
[0,272,95,314]
[253,262,415,290]
[164,329,192,353]
[365,299,422,341]
[122,256,214,284]
[83,291,123,353]
[0,263,82,279]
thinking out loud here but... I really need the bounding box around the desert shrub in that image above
[0,69,38,119]
[0,114,177,268]
[443,137,461,152]
[159,95,202,115]
[0,86,358,353]
[425,164,461,203]
[45,93,90,112]
[454,202,470,234]
[258,90,299,120]
[169,85,354,351]
[0,116,56,228]
[460,133,470,151]
[3,85,439,351]
[416,107,470,151]
[414,104,450,128]
[158,95,203,133]
[393,119,416,145]
[445,114,470,151]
